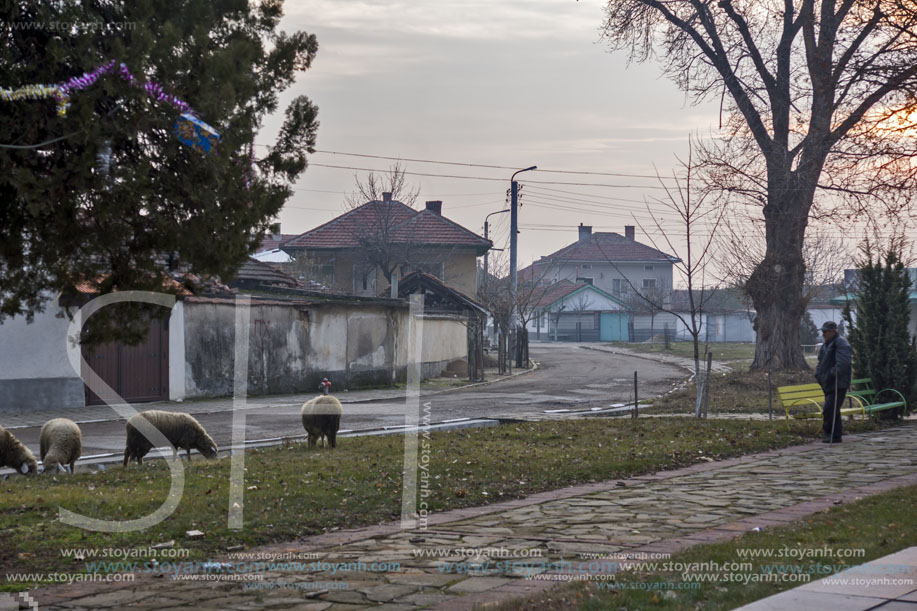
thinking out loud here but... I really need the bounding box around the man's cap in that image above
[821,321,838,332]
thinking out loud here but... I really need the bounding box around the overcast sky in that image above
[261,0,732,270]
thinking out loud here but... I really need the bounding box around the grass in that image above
[649,369,818,416]
[0,417,879,590]
[606,341,757,363]
[501,483,917,610]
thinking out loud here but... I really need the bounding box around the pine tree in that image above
[1,1,318,343]
[843,245,916,420]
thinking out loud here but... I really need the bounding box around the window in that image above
[645,265,654,271]
[643,278,656,289]
[612,279,623,294]
[580,264,592,269]
[576,277,594,285]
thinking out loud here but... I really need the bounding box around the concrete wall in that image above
[182,299,468,399]
[0,299,85,411]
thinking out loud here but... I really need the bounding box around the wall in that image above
[0,298,85,411]
[182,298,468,399]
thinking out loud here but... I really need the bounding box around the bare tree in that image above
[716,221,848,307]
[598,147,725,417]
[343,162,419,210]
[602,0,917,371]
[340,163,421,292]
[624,281,673,346]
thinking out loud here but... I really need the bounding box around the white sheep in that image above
[40,418,82,474]
[123,410,218,466]
[0,425,38,475]
[301,395,343,448]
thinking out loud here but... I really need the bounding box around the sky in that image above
[256,0,730,273]
[251,0,917,290]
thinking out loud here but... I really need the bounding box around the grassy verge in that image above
[647,369,870,418]
[0,417,883,589]
[606,341,757,362]
[502,484,917,610]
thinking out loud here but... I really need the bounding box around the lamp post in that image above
[510,165,536,369]
[510,166,537,306]
[483,208,509,281]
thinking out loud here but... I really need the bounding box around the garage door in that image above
[600,312,630,341]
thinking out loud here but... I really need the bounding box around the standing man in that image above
[814,321,851,443]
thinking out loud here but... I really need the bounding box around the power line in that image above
[308,148,680,181]
[308,162,671,190]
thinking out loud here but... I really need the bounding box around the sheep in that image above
[0,425,37,475]
[301,395,342,448]
[123,410,218,466]
[40,418,82,474]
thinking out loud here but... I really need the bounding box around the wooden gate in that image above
[82,316,169,405]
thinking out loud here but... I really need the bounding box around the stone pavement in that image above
[0,365,537,430]
[737,546,917,610]
[31,421,917,610]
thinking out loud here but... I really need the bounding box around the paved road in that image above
[10,343,684,461]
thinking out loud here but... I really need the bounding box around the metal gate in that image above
[82,316,169,405]
[600,312,631,341]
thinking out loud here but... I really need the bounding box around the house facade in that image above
[281,195,491,299]
[526,280,629,342]
[523,224,679,301]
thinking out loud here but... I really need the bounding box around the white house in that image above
[527,280,629,342]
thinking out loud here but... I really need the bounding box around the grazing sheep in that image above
[123,410,218,466]
[0,425,37,475]
[40,418,82,474]
[301,395,342,448]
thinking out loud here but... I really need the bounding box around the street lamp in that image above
[510,165,537,315]
[483,208,509,280]
[510,165,536,370]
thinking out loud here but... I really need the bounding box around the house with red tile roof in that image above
[525,279,629,341]
[521,224,680,301]
[282,194,491,298]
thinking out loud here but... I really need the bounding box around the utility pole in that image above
[509,165,537,315]
[510,165,536,369]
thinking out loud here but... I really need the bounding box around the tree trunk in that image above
[747,177,814,372]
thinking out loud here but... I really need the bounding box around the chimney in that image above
[425,200,442,215]
[382,192,392,202]
[625,225,635,240]
[271,223,281,241]
[578,223,592,242]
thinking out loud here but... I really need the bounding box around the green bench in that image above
[777,378,907,430]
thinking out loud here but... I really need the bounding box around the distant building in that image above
[282,195,491,298]
[521,224,680,300]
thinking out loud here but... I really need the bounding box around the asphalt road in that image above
[12,343,685,461]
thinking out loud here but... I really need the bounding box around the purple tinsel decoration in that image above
[55,59,192,115]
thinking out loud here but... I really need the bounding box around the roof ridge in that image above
[284,199,416,247]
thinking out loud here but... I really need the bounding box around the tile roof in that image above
[231,258,301,289]
[536,232,679,264]
[395,271,489,315]
[533,280,581,307]
[282,200,491,252]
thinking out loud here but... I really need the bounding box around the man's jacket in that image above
[814,335,852,391]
